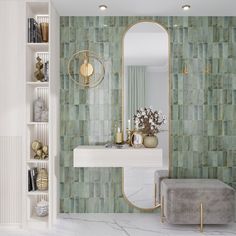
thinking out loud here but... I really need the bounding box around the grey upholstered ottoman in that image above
[154,170,169,205]
[161,179,235,231]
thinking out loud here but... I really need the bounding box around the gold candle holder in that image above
[115,127,123,144]
[126,128,132,146]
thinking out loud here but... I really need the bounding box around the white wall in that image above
[0,0,24,226]
[0,0,24,136]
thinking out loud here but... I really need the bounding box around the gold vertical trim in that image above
[161,195,164,223]
[154,183,157,206]
[121,19,172,210]
[200,203,204,232]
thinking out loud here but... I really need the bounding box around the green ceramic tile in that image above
[60,16,236,213]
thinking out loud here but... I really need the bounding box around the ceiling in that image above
[52,0,236,16]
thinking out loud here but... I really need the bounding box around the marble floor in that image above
[0,214,236,236]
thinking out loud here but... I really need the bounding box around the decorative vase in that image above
[40,22,49,42]
[35,200,48,217]
[41,109,48,122]
[33,97,45,122]
[36,168,48,191]
[143,135,158,148]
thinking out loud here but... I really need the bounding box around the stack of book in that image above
[28,18,42,43]
[28,167,38,191]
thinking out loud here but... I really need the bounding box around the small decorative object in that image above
[36,149,43,158]
[126,119,132,146]
[68,50,105,88]
[33,97,48,122]
[31,140,42,152]
[35,199,48,217]
[131,131,143,148]
[31,140,48,160]
[42,145,48,156]
[44,61,49,81]
[115,127,123,144]
[115,143,125,149]
[34,56,45,82]
[126,128,132,146]
[143,135,158,148]
[133,107,166,148]
[40,22,49,42]
[36,168,48,191]
[40,110,48,122]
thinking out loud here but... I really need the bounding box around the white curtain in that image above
[127,66,146,125]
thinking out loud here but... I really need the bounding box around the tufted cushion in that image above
[161,179,235,224]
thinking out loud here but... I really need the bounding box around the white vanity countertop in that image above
[73,145,163,167]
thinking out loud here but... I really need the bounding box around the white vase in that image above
[143,135,158,148]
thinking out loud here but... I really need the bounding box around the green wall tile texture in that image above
[60,16,236,213]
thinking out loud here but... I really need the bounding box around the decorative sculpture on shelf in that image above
[33,97,48,122]
[35,199,48,217]
[31,140,48,160]
[34,56,45,82]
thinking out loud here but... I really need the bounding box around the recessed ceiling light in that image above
[99,5,107,11]
[182,5,191,11]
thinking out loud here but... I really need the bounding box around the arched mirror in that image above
[122,21,169,210]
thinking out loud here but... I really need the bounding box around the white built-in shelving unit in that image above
[24,0,59,228]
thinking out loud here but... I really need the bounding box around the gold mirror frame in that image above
[121,20,172,211]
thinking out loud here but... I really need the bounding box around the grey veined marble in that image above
[1,214,236,236]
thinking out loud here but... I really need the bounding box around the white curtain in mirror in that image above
[127,66,146,126]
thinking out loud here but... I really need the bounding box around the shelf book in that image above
[28,18,42,43]
[28,17,49,43]
[28,168,38,192]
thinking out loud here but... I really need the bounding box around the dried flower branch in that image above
[133,107,166,136]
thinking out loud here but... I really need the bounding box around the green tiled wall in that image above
[60,16,236,213]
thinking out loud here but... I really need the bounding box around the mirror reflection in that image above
[123,22,169,209]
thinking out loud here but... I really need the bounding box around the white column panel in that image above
[0,0,24,136]
[0,0,24,226]
[0,137,22,226]
[49,1,60,224]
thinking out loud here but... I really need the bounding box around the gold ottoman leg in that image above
[200,203,204,232]
[154,183,157,206]
[161,195,164,223]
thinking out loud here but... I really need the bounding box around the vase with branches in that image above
[133,107,166,147]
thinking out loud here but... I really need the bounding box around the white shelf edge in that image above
[26,43,49,52]
[27,159,49,164]
[28,191,48,196]
[27,122,48,125]
[26,82,49,87]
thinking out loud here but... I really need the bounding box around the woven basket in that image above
[36,168,48,191]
